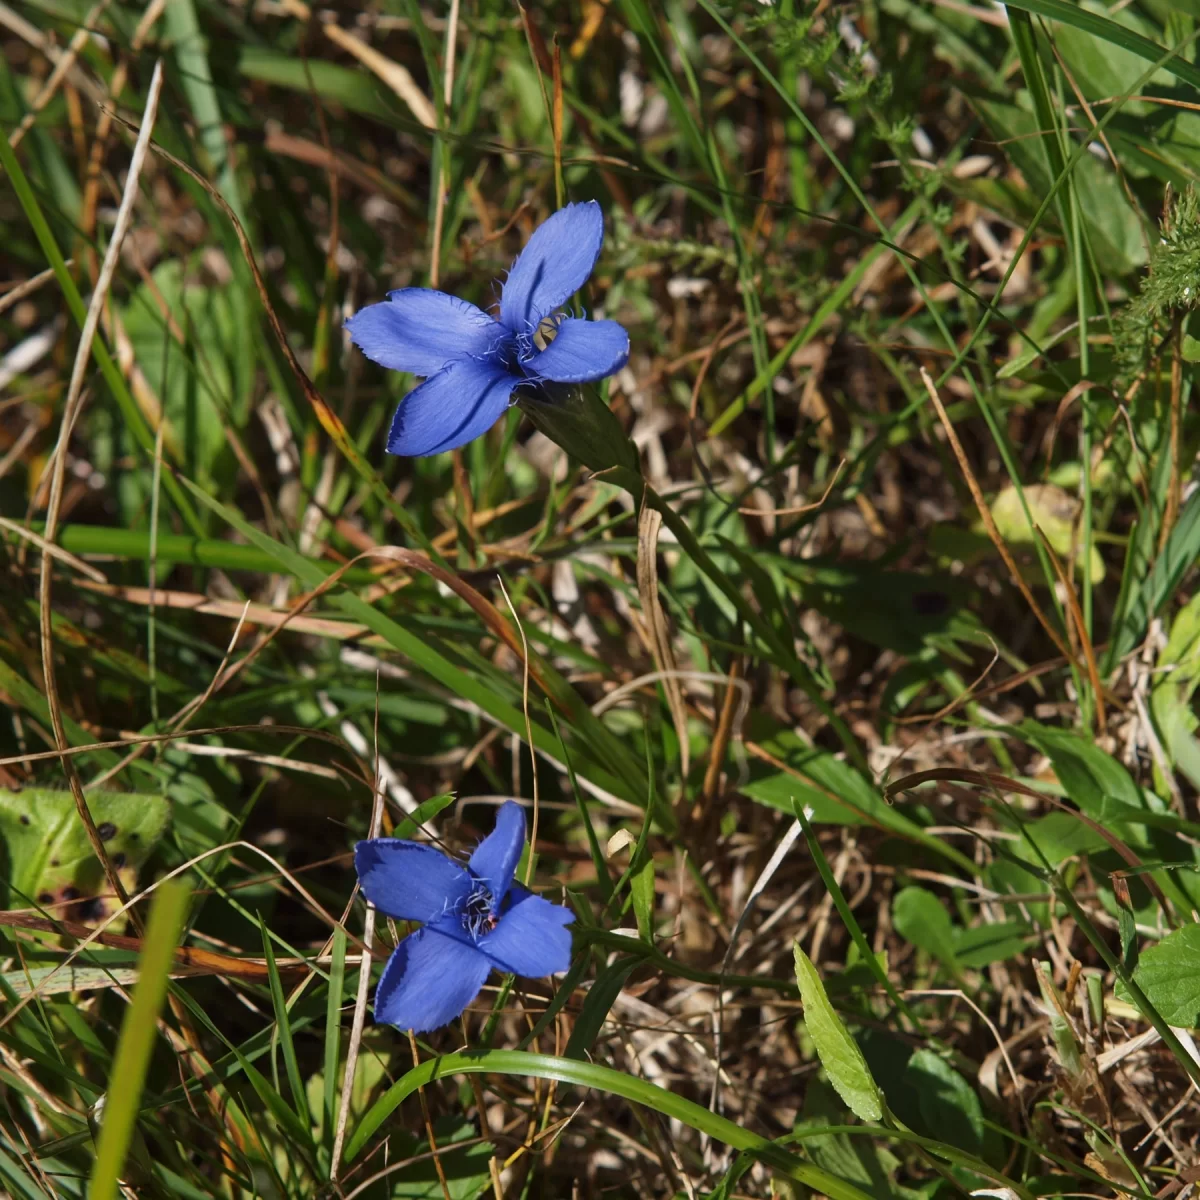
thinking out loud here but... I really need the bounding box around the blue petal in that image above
[499,201,604,333]
[524,318,629,384]
[374,928,492,1033]
[346,289,502,378]
[387,356,517,457]
[467,801,526,911]
[355,839,472,923]
[478,886,574,977]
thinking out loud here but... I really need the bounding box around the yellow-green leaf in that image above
[793,944,883,1121]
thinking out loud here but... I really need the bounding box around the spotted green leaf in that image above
[0,787,171,923]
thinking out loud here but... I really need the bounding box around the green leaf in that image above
[795,1077,911,1200]
[792,944,883,1122]
[902,1049,989,1158]
[952,921,1035,968]
[388,1119,495,1198]
[1019,723,1147,818]
[1151,591,1200,792]
[1130,923,1200,1026]
[1003,0,1200,94]
[969,93,1146,275]
[1108,482,1200,666]
[0,788,170,914]
[990,482,1104,584]
[891,887,960,975]
[239,49,397,122]
[740,740,973,872]
[564,956,640,1060]
[121,261,239,483]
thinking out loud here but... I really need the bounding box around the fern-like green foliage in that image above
[1115,186,1200,378]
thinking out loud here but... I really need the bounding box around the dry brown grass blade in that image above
[552,37,564,198]
[323,21,437,129]
[0,910,308,980]
[701,657,743,804]
[919,368,1075,665]
[36,60,163,930]
[518,2,630,210]
[738,459,845,518]
[1032,526,1108,733]
[636,505,690,784]
[8,0,112,150]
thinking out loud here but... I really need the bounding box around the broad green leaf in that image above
[239,49,397,122]
[795,1077,912,1200]
[388,1118,496,1199]
[0,788,170,921]
[2,965,143,999]
[1019,723,1148,819]
[953,921,1035,969]
[793,944,883,1122]
[1151,591,1200,792]
[990,483,1104,584]
[739,738,973,872]
[1052,0,1169,98]
[970,94,1146,275]
[306,1030,390,1139]
[1107,464,1200,667]
[1129,923,1200,1026]
[891,887,960,974]
[902,1049,990,1159]
[121,260,239,484]
[1002,0,1200,94]
[565,956,640,1060]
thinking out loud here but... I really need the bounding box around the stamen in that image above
[461,882,496,940]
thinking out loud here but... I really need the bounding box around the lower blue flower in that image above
[354,801,574,1033]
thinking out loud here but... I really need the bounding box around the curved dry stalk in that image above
[37,59,164,928]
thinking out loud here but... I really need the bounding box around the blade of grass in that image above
[259,918,311,1130]
[344,1047,874,1200]
[88,880,190,1200]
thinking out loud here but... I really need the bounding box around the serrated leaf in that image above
[793,944,883,1121]
[1129,923,1200,1026]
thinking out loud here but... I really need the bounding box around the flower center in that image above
[462,882,497,940]
[532,316,559,352]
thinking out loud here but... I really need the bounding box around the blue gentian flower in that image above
[354,801,573,1033]
[346,200,630,457]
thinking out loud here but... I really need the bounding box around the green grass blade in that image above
[259,918,311,1130]
[344,1048,874,1199]
[322,925,346,1159]
[88,880,190,1200]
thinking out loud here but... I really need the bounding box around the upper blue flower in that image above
[354,801,574,1033]
[346,201,630,457]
